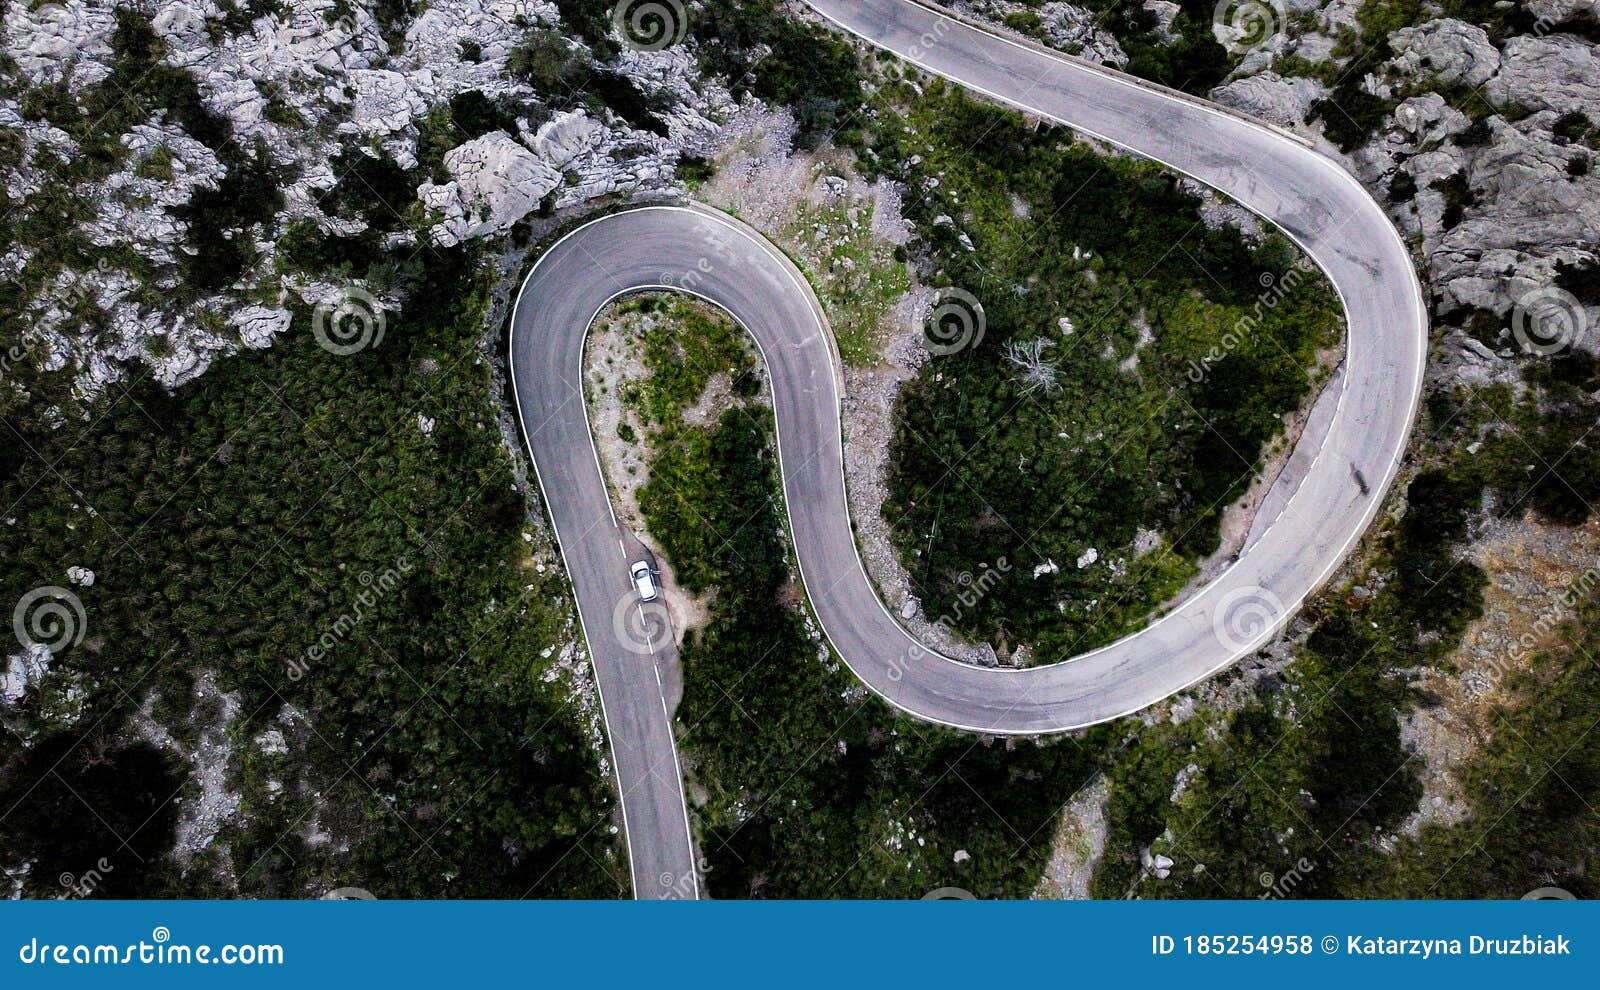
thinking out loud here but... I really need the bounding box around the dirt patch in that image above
[586,305,653,530]
[1397,515,1600,835]
[1033,773,1110,899]
[698,109,912,365]
[584,301,723,641]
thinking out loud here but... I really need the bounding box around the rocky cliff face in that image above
[1,0,739,405]
[1207,2,1600,366]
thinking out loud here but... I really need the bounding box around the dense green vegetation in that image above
[1077,0,1235,93]
[1091,351,1600,897]
[542,0,863,142]
[692,0,868,144]
[1,248,622,897]
[868,83,1341,659]
[621,299,1111,897]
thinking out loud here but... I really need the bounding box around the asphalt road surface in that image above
[508,0,1427,898]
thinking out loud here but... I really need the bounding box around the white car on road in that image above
[631,561,658,602]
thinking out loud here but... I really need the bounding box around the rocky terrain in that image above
[0,0,736,404]
[1208,0,1600,360]
[6,0,1597,901]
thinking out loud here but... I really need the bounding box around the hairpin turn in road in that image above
[508,0,1427,899]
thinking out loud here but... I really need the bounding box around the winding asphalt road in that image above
[509,0,1427,898]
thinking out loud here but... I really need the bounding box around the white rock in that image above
[66,566,95,587]
[1486,33,1600,115]
[1077,548,1099,569]
[232,306,293,349]
[1210,72,1327,130]
[3,644,53,704]
[1389,20,1501,89]
[2,0,116,91]
[420,131,562,246]
[1152,854,1174,879]
[254,729,288,755]
[529,110,606,170]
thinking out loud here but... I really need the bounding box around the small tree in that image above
[1003,338,1061,394]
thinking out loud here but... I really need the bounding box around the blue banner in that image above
[1,899,1592,987]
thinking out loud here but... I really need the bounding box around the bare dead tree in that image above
[1002,337,1061,394]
